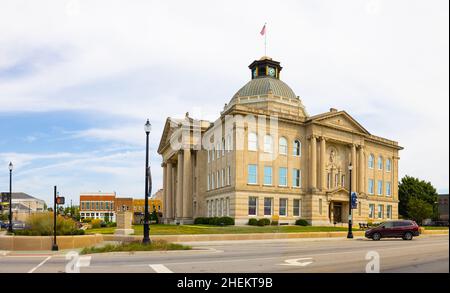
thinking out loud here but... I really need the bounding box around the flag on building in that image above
[260,23,266,36]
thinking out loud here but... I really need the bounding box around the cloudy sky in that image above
[0,0,448,205]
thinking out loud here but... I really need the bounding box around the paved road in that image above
[0,235,448,273]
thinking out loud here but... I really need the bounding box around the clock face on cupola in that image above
[248,56,282,80]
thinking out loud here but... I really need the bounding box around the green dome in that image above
[234,77,297,99]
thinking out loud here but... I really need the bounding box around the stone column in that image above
[351,144,357,192]
[310,136,317,190]
[176,152,184,220]
[358,146,365,194]
[162,163,167,220]
[320,137,327,191]
[182,148,192,219]
[171,164,177,219]
[165,161,173,220]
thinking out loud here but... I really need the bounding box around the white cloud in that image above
[0,0,448,195]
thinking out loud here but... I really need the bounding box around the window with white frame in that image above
[207,150,210,163]
[279,198,288,216]
[386,159,392,172]
[207,174,210,191]
[293,199,301,217]
[211,173,215,189]
[377,204,384,219]
[226,197,230,216]
[386,182,391,196]
[264,135,273,153]
[221,169,225,187]
[387,205,392,219]
[248,164,257,184]
[264,166,273,185]
[293,140,301,156]
[248,132,258,151]
[341,175,345,187]
[368,179,374,194]
[279,137,288,155]
[378,156,383,170]
[227,166,231,185]
[368,154,375,169]
[377,180,383,195]
[293,169,301,187]
[369,204,375,218]
[248,197,257,216]
[264,198,272,216]
[279,167,287,186]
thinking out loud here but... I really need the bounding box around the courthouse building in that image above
[158,57,403,225]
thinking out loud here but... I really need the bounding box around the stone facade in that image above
[158,57,403,226]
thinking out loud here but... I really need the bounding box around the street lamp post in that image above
[142,119,152,245]
[347,163,354,239]
[8,162,13,233]
[52,186,59,251]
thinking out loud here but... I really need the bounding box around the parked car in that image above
[11,221,27,230]
[365,220,420,241]
[0,220,8,229]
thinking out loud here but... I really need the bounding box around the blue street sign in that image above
[351,192,358,209]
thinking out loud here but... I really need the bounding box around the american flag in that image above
[260,23,266,36]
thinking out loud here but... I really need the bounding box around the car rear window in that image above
[393,221,412,227]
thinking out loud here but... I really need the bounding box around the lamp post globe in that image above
[8,162,13,233]
[347,163,354,239]
[143,119,152,245]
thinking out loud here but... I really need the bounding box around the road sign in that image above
[351,192,358,209]
[56,197,65,205]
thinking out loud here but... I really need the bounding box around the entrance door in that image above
[333,204,342,223]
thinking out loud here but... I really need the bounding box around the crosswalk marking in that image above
[149,264,173,273]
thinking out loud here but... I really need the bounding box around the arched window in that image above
[279,137,288,155]
[377,156,383,170]
[293,140,301,156]
[248,132,258,151]
[386,159,392,172]
[264,135,273,153]
[368,154,375,169]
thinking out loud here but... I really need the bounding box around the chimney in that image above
[330,108,338,112]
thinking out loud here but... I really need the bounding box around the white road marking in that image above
[28,256,51,273]
[280,258,313,267]
[149,264,173,273]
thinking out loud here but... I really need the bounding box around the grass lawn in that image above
[422,226,449,230]
[86,224,359,235]
[80,240,191,255]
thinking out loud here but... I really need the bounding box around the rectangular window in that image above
[327,173,331,189]
[248,197,257,216]
[386,182,391,196]
[335,174,339,187]
[368,179,374,194]
[211,173,215,189]
[264,166,273,185]
[248,164,258,184]
[227,166,231,186]
[387,205,392,219]
[100,202,103,210]
[369,204,375,218]
[248,132,257,151]
[81,202,85,210]
[86,202,90,210]
[221,169,225,187]
[217,143,220,159]
[216,171,220,188]
[377,180,383,195]
[279,198,288,216]
[219,199,223,216]
[227,135,232,152]
[293,199,301,217]
[222,140,225,156]
[386,159,391,172]
[96,202,99,210]
[279,167,287,187]
[226,197,230,216]
[212,148,215,161]
[207,149,210,163]
[207,174,210,191]
[105,202,109,210]
[264,135,273,153]
[264,198,272,216]
[341,175,345,187]
[378,204,384,219]
[292,169,301,187]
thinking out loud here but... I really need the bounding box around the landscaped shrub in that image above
[257,219,267,226]
[194,217,208,224]
[14,213,84,236]
[295,219,309,226]
[248,218,258,226]
[271,221,279,226]
[218,217,235,226]
[91,219,102,229]
[82,218,92,223]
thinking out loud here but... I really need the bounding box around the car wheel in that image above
[403,232,413,240]
[372,232,381,241]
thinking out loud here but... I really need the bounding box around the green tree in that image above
[398,175,438,220]
[407,197,433,225]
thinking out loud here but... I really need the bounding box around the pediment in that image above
[157,118,182,154]
[312,111,370,135]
